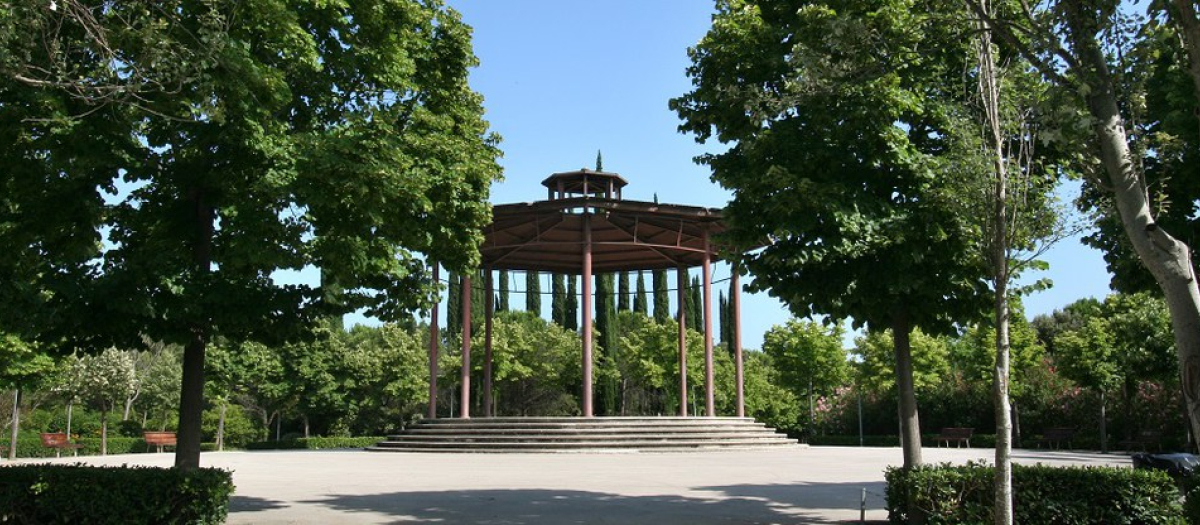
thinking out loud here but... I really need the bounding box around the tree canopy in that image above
[1,0,500,469]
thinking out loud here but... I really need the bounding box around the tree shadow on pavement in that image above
[230,495,290,513]
[284,481,889,524]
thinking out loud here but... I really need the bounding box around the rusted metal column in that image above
[459,275,472,419]
[582,213,595,417]
[483,268,494,417]
[733,266,745,418]
[703,231,715,417]
[677,266,688,417]
[428,263,440,420]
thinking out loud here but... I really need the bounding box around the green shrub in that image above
[886,461,1184,524]
[202,405,264,448]
[245,436,384,450]
[0,463,234,524]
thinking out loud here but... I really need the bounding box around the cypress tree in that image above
[471,269,485,336]
[565,275,579,330]
[447,271,461,337]
[718,291,728,351]
[633,270,648,316]
[652,269,670,323]
[498,269,510,312]
[525,270,541,314]
[551,273,566,326]
[689,276,703,335]
[682,275,694,329]
[595,273,619,415]
[617,271,630,311]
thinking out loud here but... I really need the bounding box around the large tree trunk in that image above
[892,310,922,469]
[1064,6,1200,453]
[9,389,19,460]
[175,186,213,471]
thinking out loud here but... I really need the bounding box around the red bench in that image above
[40,432,83,457]
[144,431,177,453]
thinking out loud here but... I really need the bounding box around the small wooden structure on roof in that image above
[427,169,745,419]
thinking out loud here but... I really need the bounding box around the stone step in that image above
[369,416,795,453]
[371,439,797,450]
[400,424,767,434]
[384,432,792,442]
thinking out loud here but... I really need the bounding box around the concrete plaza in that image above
[13,446,1129,524]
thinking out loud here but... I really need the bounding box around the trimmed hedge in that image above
[245,436,384,450]
[0,463,234,524]
[885,461,1184,524]
[1,436,214,458]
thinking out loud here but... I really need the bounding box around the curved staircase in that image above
[367,417,798,453]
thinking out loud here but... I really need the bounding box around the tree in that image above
[634,271,649,316]
[595,273,620,414]
[1,333,54,459]
[618,272,631,312]
[498,270,511,312]
[565,275,579,331]
[653,270,670,324]
[447,272,463,338]
[76,349,137,455]
[475,311,583,416]
[526,271,542,314]
[1053,292,1177,452]
[552,274,567,326]
[674,0,989,469]
[761,320,850,432]
[968,0,1200,453]
[0,0,499,470]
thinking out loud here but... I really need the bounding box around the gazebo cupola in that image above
[542,169,628,201]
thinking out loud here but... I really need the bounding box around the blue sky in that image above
[365,0,1115,349]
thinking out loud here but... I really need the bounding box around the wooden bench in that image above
[144,431,177,453]
[40,432,83,458]
[937,427,974,448]
[1036,427,1076,449]
[1120,430,1163,452]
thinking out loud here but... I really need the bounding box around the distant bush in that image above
[0,463,233,524]
[245,436,384,450]
[885,461,1184,524]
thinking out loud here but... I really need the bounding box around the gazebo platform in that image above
[367,417,798,453]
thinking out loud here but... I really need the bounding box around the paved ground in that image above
[11,446,1130,524]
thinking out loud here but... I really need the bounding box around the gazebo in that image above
[426,169,746,419]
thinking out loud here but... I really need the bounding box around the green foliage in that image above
[652,270,670,324]
[0,464,233,524]
[245,436,383,450]
[526,271,542,314]
[762,320,850,399]
[498,270,511,312]
[551,274,567,326]
[0,334,55,390]
[202,404,264,448]
[885,461,1184,524]
[634,271,649,316]
[618,271,631,312]
[741,351,801,433]
[472,311,582,416]
[853,329,951,395]
[565,276,579,331]
[673,0,989,336]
